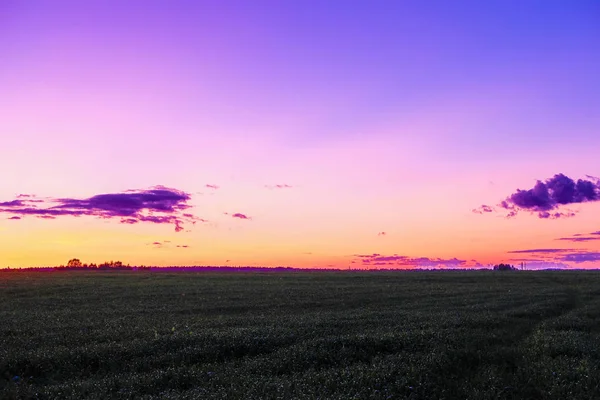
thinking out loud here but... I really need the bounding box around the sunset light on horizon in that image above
[1,0,599,269]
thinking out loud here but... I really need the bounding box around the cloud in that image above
[0,186,199,232]
[265,184,293,189]
[592,231,600,235]
[472,205,494,214]
[560,252,600,263]
[507,248,576,254]
[0,200,26,207]
[148,241,189,248]
[508,248,600,266]
[230,213,251,220]
[7,216,21,220]
[483,173,600,219]
[538,210,578,219]
[377,231,386,236]
[556,236,600,242]
[354,253,467,268]
[205,184,219,190]
[508,259,572,270]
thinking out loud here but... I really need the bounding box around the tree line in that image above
[62,258,150,270]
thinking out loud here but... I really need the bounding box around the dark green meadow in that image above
[2,271,600,399]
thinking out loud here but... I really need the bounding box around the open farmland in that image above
[2,271,600,399]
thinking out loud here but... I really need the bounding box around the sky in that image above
[1,0,599,269]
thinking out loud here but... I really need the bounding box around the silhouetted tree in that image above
[67,258,82,268]
[493,263,517,271]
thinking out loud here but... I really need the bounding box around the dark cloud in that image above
[560,252,600,263]
[176,245,189,248]
[0,200,26,207]
[489,174,600,219]
[472,205,494,214]
[556,236,600,242]
[231,213,251,220]
[0,186,199,232]
[7,216,21,220]
[205,184,219,190]
[592,231,600,235]
[377,231,386,236]
[507,248,576,254]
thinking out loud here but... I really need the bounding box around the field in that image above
[2,270,600,399]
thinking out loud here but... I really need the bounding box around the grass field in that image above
[2,270,600,399]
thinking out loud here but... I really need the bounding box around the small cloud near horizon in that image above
[377,231,386,236]
[353,253,469,269]
[507,259,572,269]
[205,184,219,190]
[561,252,600,263]
[505,248,600,264]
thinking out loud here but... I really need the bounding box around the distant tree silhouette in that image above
[67,258,82,268]
[493,263,517,271]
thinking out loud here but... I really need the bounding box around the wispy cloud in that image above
[377,231,386,236]
[205,184,219,190]
[228,212,251,220]
[472,205,494,214]
[556,236,600,243]
[265,184,293,189]
[148,241,189,249]
[0,186,199,232]
[479,173,599,219]
[507,248,576,254]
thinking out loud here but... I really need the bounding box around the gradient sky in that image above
[1,0,599,269]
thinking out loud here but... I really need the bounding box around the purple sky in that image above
[1,1,599,268]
